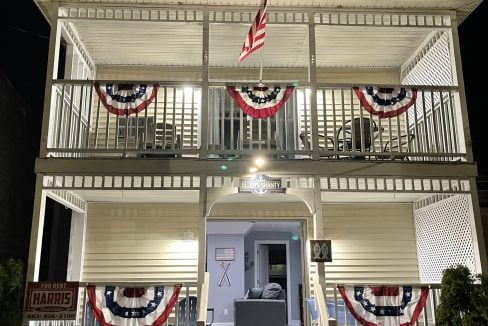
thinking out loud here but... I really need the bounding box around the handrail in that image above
[327,282,441,288]
[51,78,460,91]
[78,281,198,287]
[197,272,210,326]
[313,274,330,326]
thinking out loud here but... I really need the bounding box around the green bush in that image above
[0,259,24,326]
[436,265,488,326]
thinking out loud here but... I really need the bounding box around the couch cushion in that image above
[247,287,263,299]
[262,283,282,299]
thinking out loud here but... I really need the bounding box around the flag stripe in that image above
[239,0,267,62]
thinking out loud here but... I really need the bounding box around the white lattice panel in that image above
[414,194,478,283]
[402,32,453,86]
[402,31,454,130]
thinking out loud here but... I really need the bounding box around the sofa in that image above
[234,283,287,326]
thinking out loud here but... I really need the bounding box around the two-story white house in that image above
[27,0,486,325]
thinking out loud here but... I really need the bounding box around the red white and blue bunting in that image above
[227,85,295,119]
[87,285,181,326]
[353,87,417,119]
[95,83,159,116]
[338,285,428,326]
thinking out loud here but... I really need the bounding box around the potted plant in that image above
[436,265,488,325]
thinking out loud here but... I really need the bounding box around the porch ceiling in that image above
[71,19,432,68]
[70,189,427,203]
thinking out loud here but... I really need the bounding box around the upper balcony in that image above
[41,4,469,163]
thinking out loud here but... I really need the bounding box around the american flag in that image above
[239,0,268,62]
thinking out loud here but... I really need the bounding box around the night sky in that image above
[0,0,486,259]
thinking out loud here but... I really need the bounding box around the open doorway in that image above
[206,220,303,326]
[255,241,291,323]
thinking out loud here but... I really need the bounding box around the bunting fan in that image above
[338,285,428,326]
[95,83,159,116]
[227,85,294,119]
[353,86,417,118]
[87,284,181,326]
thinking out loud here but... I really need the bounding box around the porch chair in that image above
[335,117,379,152]
[299,117,379,159]
[177,296,214,326]
[138,122,181,157]
[380,134,416,160]
[242,117,281,150]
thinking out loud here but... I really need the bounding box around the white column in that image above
[67,211,87,281]
[448,11,473,161]
[39,3,61,157]
[308,11,320,160]
[26,174,47,283]
[199,7,209,159]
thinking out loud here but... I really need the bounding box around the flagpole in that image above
[259,46,264,85]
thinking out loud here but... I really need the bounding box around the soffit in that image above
[35,0,481,25]
[71,19,431,68]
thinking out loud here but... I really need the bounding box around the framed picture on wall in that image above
[215,248,235,261]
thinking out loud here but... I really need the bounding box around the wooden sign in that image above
[239,174,283,195]
[310,240,332,262]
[24,282,79,321]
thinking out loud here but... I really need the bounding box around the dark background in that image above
[0,0,486,263]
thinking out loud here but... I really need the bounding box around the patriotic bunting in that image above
[87,285,181,326]
[353,86,417,118]
[338,285,428,326]
[95,83,159,116]
[227,85,294,119]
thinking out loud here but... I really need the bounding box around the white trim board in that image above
[254,240,293,325]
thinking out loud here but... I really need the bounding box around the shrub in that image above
[436,265,488,326]
[0,259,24,326]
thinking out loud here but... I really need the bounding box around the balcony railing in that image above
[46,80,466,162]
[321,283,442,326]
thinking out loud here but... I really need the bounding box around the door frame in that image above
[254,240,292,325]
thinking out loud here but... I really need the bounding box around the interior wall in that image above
[207,234,245,325]
[244,231,302,324]
[82,203,199,283]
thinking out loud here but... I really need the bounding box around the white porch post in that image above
[448,11,473,162]
[313,176,326,285]
[26,174,47,283]
[199,7,209,159]
[39,3,61,157]
[468,177,488,273]
[448,11,488,272]
[23,174,47,324]
[198,175,208,286]
[308,10,320,160]
[67,211,87,281]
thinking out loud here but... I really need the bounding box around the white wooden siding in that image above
[316,203,420,284]
[83,203,199,283]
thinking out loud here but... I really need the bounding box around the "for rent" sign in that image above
[24,282,79,320]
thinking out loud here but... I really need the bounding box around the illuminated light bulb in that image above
[220,164,228,171]
[249,167,258,173]
[255,157,265,167]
